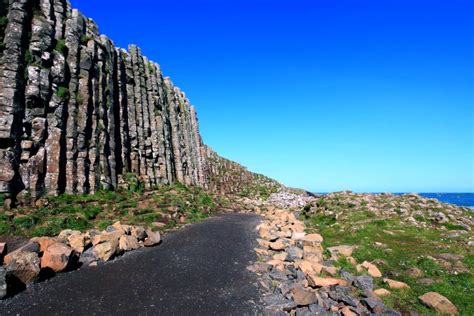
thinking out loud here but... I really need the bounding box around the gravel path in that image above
[0,213,262,315]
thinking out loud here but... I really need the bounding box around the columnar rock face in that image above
[0,0,283,206]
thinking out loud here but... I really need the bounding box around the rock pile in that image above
[266,192,316,209]
[250,206,460,315]
[0,222,160,299]
[304,192,473,232]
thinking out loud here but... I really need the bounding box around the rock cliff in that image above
[0,0,282,206]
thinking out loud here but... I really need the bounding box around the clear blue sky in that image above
[71,0,473,193]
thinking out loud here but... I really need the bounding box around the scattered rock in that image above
[327,245,354,260]
[361,261,382,278]
[373,288,391,297]
[307,274,348,287]
[419,292,459,315]
[269,239,286,251]
[383,278,410,289]
[291,285,318,306]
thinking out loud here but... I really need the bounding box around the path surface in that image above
[0,213,262,315]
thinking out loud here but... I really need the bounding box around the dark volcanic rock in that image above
[0,0,284,205]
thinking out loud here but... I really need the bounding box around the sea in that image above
[416,193,474,209]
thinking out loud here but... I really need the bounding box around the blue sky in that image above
[71,0,473,193]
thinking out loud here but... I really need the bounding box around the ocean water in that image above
[417,193,474,208]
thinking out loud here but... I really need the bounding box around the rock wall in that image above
[0,0,283,206]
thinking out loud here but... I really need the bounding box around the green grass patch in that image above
[304,207,474,315]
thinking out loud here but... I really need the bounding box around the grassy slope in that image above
[303,194,473,315]
[0,183,230,238]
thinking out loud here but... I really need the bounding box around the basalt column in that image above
[0,0,282,206]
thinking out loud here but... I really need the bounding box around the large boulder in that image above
[93,239,119,261]
[30,237,58,253]
[40,242,73,272]
[68,232,89,254]
[4,251,41,284]
[419,292,459,315]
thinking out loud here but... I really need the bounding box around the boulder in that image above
[4,242,40,263]
[144,229,161,247]
[40,242,73,272]
[92,230,123,246]
[419,292,458,315]
[68,232,88,254]
[79,248,98,266]
[93,239,119,261]
[291,285,317,306]
[4,251,41,284]
[383,278,410,289]
[30,237,58,253]
[119,235,140,252]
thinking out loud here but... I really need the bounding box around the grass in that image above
[54,39,67,55]
[56,86,70,101]
[303,209,474,315]
[0,183,223,238]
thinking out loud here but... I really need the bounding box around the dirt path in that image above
[0,213,262,315]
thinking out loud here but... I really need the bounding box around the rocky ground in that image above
[248,191,473,315]
[0,188,472,315]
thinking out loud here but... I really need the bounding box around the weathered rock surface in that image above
[40,242,73,272]
[4,250,41,284]
[419,292,459,315]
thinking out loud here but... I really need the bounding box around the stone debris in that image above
[0,222,162,299]
[266,192,315,209]
[252,206,402,315]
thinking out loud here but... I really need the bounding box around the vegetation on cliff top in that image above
[302,192,473,315]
